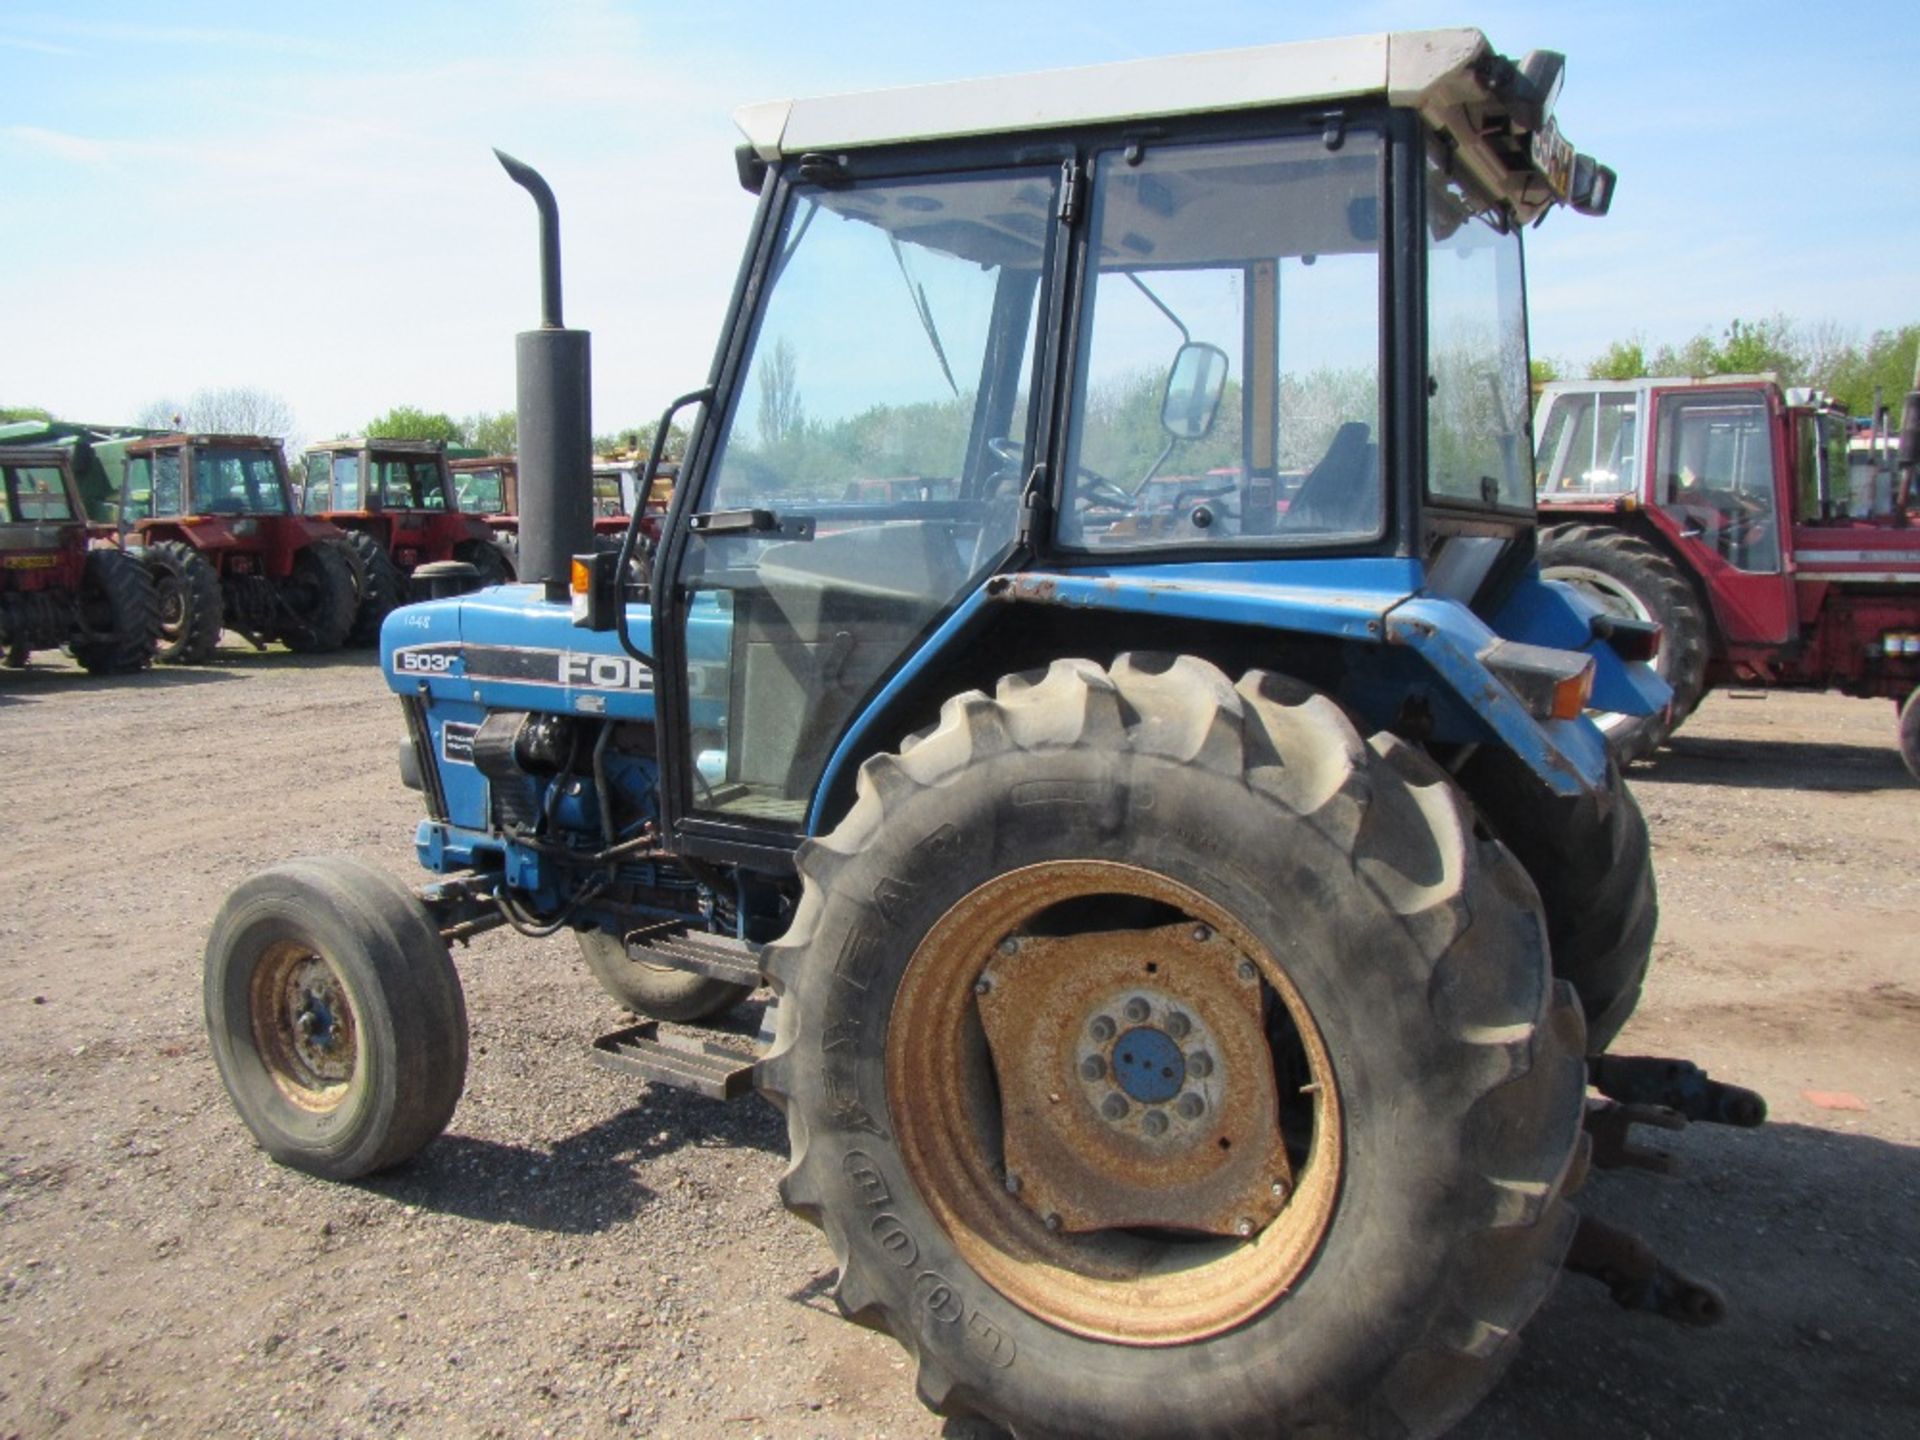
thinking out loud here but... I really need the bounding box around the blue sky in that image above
[3,1,1915,445]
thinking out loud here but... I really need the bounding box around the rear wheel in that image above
[343,531,403,647]
[144,539,223,664]
[1899,687,1920,783]
[758,655,1586,1439]
[1460,750,1657,1053]
[204,856,468,1180]
[575,930,753,1022]
[70,547,160,675]
[1539,523,1708,761]
[275,540,358,653]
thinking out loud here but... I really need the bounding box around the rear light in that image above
[1883,631,1920,657]
[1480,639,1596,722]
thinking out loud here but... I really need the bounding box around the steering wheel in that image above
[986,436,1135,510]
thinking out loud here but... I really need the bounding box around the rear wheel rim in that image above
[886,859,1342,1345]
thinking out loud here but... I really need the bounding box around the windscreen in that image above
[194,448,289,515]
[1,465,74,523]
[1059,133,1385,551]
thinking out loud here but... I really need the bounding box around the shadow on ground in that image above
[1635,733,1911,793]
[1463,1120,1920,1439]
[366,1084,785,1235]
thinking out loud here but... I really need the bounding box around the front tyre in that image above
[144,539,223,664]
[275,540,358,653]
[758,655,1587,1440]
[204,856,468,1180]
[70,547,159,675]
[575,929,752,1023]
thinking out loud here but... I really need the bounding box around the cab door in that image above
[1650,385,1795,644]
[653,160,1066,853]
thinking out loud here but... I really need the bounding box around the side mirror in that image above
[1161,342,1229,441]
[1569,154,1616,216]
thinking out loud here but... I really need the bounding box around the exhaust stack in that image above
[496,149,593,587]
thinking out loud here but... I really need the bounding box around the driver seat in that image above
[1285,422,1377,534]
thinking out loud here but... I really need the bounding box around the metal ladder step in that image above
[626,921,761,990]
[590,1020,756,1101]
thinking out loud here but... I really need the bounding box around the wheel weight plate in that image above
[977,923,1291,1236]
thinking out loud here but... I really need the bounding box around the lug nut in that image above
[1187,1052,1214,1079]
[1124,996,1151,1023]
[1271,1179,1291,1201]
[1090,1015,1115,1042]
[998,936,1019,955]
[1142,1110,1169,1137]
[1044,1212,1062,1232]
[1004,1172,1022,1195]
[1166,1011,1191,1040]
[974,975,993,995]
[1234,1217,1255,1238]
[1236,960,1258,983]
[1101,1094,1129,1121]
[1080,1055,1106,1081]
[1192,924,1212,942]
[1176,1093,1204,1119]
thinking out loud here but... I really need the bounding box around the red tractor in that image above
[0,445,157,674]
[114,434,360,663]
[302,438,516,644]
[449,454,521,566]
[1536,375,1920,775]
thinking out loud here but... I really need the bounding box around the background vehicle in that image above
[1537,375,1920,771]
[450,454,521,563]
[207,32,1759,1440]
[302,437,516,644]
[0,445,157,673]
[115,433,359,662]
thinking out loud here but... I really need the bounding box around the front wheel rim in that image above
[250,940,358,1112]
[886,859,1343,1346]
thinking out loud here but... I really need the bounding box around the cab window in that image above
[1656,391,1779,572]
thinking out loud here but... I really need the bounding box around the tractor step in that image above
[626,921,762,990]
[590,1020,757,1101]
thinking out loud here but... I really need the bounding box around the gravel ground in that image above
[1,650,1915,1438]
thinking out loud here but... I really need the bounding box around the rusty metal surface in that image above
[975,924,1289,1236]
[249,940,356,1114]
[887,858,1342,1346]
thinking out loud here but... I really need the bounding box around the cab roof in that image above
[735,28,1606,224]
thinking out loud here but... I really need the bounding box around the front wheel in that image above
[758,655,1587,1439]
[575,929,752,1022]
[275,540,358,653]
[204,856,468,1179]
[144,539,223,664]
[69,547,159,674]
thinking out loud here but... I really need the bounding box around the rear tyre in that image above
[144,539,223,664]
[343,531,403,648]
[758,655,1586,1440]
[4,642,30,668]
[1460,750,1657,1053]
[1539,523,1708,761]
[70,547,160,675]
[1899,687,1920,784]
[204,856,468,1180]
[275,540,358,653]
[575,930,753,1022]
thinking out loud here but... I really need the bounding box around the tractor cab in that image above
[640,29,1637,851]
[591,458,675,545]
[302,438,513,584]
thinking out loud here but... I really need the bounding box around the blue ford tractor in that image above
[206,29,1764,1439]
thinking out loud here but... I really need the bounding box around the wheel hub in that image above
[251,942,357,1109]
[976,922,1291,1237]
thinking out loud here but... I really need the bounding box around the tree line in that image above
[1533,317,1920,418]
